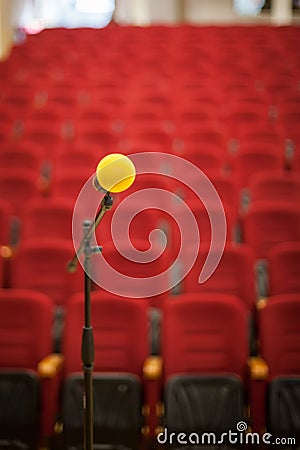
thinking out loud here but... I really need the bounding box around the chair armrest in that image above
[247,357,269,433]
[256,298,268,310]
[143,356,163,381]
[38,353,64,379]
[0,245,13,259]
[38,354,64,437]
[247,356,269,381]
[143,356,163,438]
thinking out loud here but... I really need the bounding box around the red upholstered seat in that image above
[0,198,12,248]
[51,167,92,200]
[180,242,256,310]
[22,197,74,242]
[242,201,300,259]
[249,170,300,205]
[92,239,172,308]
[162,293,250,437]
[231,149,284,189]
[255,295,300,440]
[0,168,41,217]
[61,292,158,448]
[11,238,83,306]
[0,289,62,446]
[268,242,300,297]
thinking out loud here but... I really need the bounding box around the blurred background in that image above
[1,0,300,59]
[1,2,300,450]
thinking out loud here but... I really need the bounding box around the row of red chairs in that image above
[0,23,299,450]
[1,162,300,217]
[1,93,298,128]
[5,42,299,66]
[1,120,299,173]
[4,27,300,65]
[1,235,300,310]
[0,168,300,249]
[0,146,299,218]
[0,195,299,263]
[0,288,299,448]
[1,80,299,104]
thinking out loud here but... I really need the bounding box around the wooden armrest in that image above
[0,245,13,259]
[38,353,64,378]
[256,298,268,310]
[143,356,163,381]
[247,356,269,381]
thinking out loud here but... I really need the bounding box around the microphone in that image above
[92,153,136,193]
[67,153,136,273]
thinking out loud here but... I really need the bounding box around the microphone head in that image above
[95,153,136,193]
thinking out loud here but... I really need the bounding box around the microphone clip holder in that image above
[67,192,113,273]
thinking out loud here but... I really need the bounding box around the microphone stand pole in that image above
[67,192,113,450]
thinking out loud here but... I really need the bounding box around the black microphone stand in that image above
[67,192,113,450]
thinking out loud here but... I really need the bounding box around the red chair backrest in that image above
[63,292,149,376]
[163,293,249,381]
[182,243,256,310]
[11,238,83,306]
[259,295,300,378]
[0,289,53,369]
[269,242,300,296]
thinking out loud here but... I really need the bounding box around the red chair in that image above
[1,85,35,112]
[174,170,239,221]
[255,295,300,441]
[75,123,116,152]
[0,199,12,248]
[181,146,224,173]
[121,172,174,199]
[124,114,173,138]
[22,121,62,149]
[26,106,65,125]
[292,150,300,172]
[242,201,300,259]
[22,197,74,242]
[0,146,41,172]
[0,288,63,446]
[92,239,172,309]
[54,149,98,176]
[96,204,169,250]
[0,168,41,217]
[227,125,284,161]
[169,197,234,250]
[162,293,250,439]
[61,292,158,449]
[0,199,13,287]
[125,129,172,153]
[249,170,300,205]
[180,242,256,310]
[264,78,299,103]
[45,85,78,112]
[231,148,284,189]
[237,127,283,149]
[224,102,269,135]
[177,125,226,151]
[51,168,92,200]
[11,238,83,306]
[268,242,300,297]
[276,99,300,127]
[174,99,219,121]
